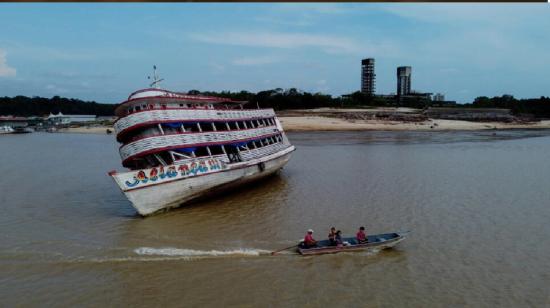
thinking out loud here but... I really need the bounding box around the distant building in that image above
[397,66,412,96]
[96,116,118,123]
[47,112,96,125]
[401,91,432,100]
[433,93,445,102]
[0,116,29,128]
[361,58,376,95]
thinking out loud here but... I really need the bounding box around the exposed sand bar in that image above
[279,116,550,132]
[58,118,550,134]
[56,106,550,134]
[57,126,113,134]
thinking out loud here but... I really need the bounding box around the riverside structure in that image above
[109,72,295,215]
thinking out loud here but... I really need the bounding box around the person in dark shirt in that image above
[328,227,337,246]
[335,230,343,246]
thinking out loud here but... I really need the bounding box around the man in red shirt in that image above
[356,226,368,244]
[304,229,317,248]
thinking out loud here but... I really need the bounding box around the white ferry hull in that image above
[112,148,293,216]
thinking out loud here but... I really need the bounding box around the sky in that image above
[0,3,549,104]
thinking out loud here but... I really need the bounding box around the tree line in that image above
[0,95,115,117]
[1,91,550,118]
[464,95,550,118]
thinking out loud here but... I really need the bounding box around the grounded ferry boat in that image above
[109,69,295,216]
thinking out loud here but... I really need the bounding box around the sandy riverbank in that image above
[58,118,550,134]
[279,116,550,131]
[56,107,550,134]
[57,126,113,134]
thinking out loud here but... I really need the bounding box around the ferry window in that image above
[157,152,173,165]
[149,104,154,109]
[135,106,141,112]
[210,145,224,155]
[179,104,184,107]
[161,104,167,109]
[183,123,196,132]
[214,122,225,131]
[200,123,213,132]
[194,147,209,157]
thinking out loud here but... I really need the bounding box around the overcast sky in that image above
[1,4,549,104]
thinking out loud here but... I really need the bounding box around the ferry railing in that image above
[119,126,279,161]
[239,143,289,161]
[114,109,276,135]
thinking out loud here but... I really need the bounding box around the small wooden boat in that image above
[297,232,407,256]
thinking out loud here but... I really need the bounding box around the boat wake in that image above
[134,247,272,259]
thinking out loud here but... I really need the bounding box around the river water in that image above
[1,130,550,307]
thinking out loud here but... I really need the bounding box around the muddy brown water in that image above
[1,130,550,307]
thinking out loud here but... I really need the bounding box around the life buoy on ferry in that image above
[258,162,266,172]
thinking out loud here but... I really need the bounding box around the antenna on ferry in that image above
[147,65,164,89]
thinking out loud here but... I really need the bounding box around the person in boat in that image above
[328,227,337,246]
[335,230,343,246]
[303,229,317,248]
[356,226,368,244]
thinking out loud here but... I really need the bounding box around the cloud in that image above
[189,31,363,54]
[0,49,16,77]
[438,68,459,74]
[253,4,359,28]
[273,4,356,15]
[253,16,313,27]
[381,4,550,31]
[382,5,515,24]
[232,56,280,66]
[45,84,68,94]
[208,62,225,73]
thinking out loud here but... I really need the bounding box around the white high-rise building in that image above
[397,66,412,96]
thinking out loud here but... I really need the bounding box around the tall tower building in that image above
[361,58,376,95]
[397,66,412,96]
